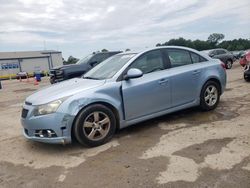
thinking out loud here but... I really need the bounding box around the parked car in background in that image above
[202,48,234,69]
[239,50,250,82]
[21,46,226,147]
[239,50,250,67]
[231,50,245,60]
[49,51,121,84]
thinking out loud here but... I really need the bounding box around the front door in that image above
[122,50,171,121]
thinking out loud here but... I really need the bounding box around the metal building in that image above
[0,50,63,79]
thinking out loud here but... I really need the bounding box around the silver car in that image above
[21,46,227,147]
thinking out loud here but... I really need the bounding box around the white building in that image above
[0,50,63,78]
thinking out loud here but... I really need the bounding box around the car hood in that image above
[26,78,105,105]
[52,64,87,71]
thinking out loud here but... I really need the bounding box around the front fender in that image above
[59,82,123,121]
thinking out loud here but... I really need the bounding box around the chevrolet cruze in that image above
[21,46,227,147]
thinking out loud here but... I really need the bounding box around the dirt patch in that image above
[165,157,250,188]
[173,138,235,163]
[13,88,36,93]
[0,161,63,188]
[0,99,23,108]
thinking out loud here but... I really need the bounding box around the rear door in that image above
[165,49,204,107]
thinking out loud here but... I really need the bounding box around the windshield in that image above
[76,54,94,65]
[83,53,136,80]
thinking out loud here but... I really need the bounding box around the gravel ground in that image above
[0,63,250,188]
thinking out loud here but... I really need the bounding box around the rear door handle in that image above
[192,70,201,75]
[158,78,169,85]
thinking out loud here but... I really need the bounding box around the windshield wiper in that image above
[83,76,100,80]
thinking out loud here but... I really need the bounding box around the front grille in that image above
[50,70,56,75]
[56,70,63,75]
[21,108,29,118]
[50,69,63,79]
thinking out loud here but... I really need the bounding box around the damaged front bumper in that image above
[21,104,75,144]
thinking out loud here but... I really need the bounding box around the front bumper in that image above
[21,104,75,144]
[49,75,64,84]
[23,129,69,144]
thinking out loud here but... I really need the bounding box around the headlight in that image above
[34,99,64,116]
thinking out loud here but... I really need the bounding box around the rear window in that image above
[190,52,207,63]
[167,49,192,67]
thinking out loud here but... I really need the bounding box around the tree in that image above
[125,48,131,52]
[193,40,212,51]
[101,49,108,52]
[63,56,79,65]
[207,33,225,44]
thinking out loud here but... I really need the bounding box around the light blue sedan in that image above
[21,46,227,147]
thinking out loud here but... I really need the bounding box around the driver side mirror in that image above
[124,68,143,80]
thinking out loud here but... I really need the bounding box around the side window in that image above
[222,50,227,54]
[130,50,164,74]
[209,50,216,56]
[190,52,207,63]
[217,50,226,55]
[167,49,192,67]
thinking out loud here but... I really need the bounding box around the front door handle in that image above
[192,70,201,75]
[158,78,169,85]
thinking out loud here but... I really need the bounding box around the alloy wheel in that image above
[204,85,218,107]
[82,111,111,141]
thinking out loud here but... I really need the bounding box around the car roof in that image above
[94,51,122,54]
[120,46,205,55]
[114,46,212,61]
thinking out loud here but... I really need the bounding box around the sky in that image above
[0,0,249,59]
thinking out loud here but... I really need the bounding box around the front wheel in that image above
[73,104,116,147]
[200,81,220,111]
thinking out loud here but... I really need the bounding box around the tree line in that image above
[156,33,250,51]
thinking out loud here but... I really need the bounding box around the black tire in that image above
[244,74,250,82]
[200,81,220,111]
[73,104,116,147]
[226,59,233,69]
[50,77,55,84]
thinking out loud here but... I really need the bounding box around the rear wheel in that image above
[73,104,116,147]
[226,60,233,69]
[200,81,220,111]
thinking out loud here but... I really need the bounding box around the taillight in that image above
[221,62,226,70]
